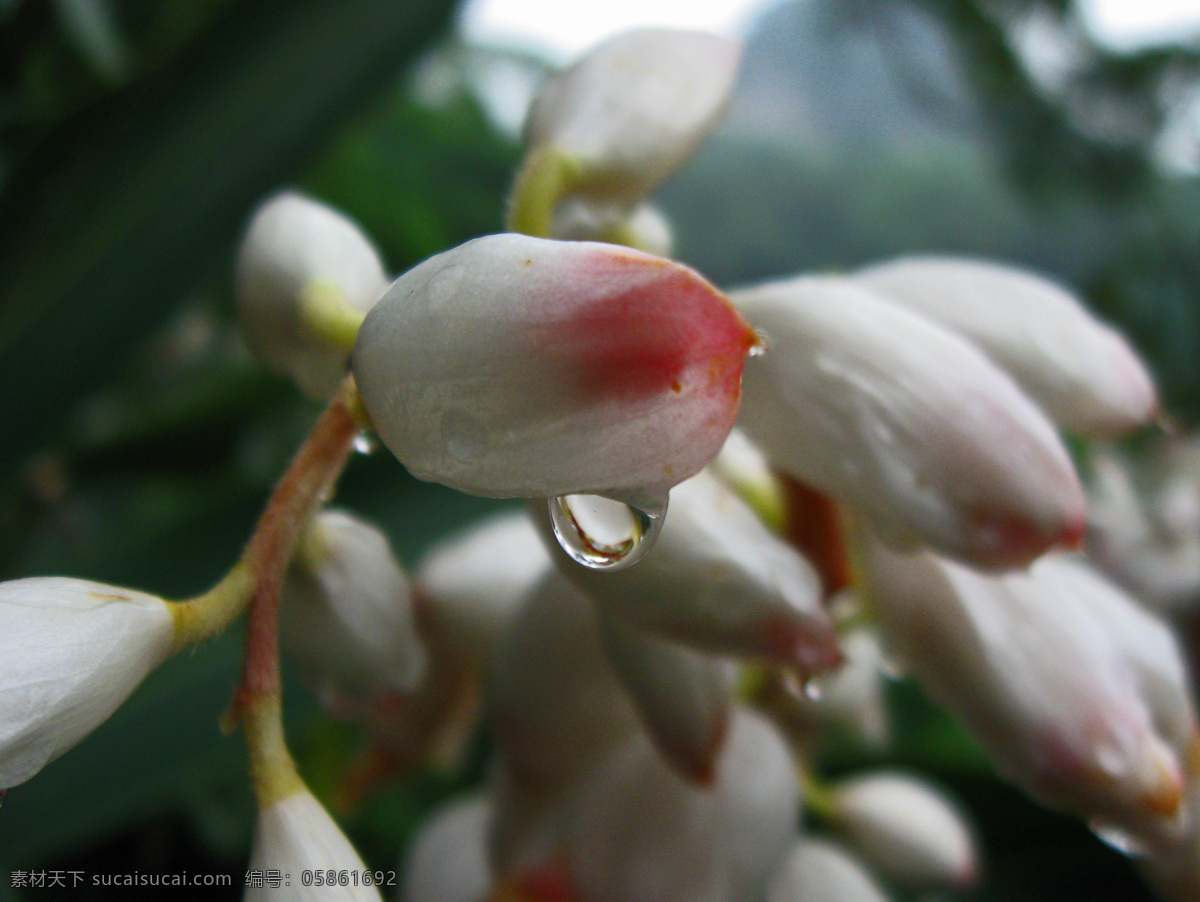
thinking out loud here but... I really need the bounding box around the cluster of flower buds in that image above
[2,22,1197,902]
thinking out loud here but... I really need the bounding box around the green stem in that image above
[169,375,361,669]
[299,280,366,352]
[506,144,575,237]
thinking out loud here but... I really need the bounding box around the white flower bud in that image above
[854,256,1158,438]
[799,626,889,748]
[353,235,756,500]
[828,771,979,889]
[235,191,387,399]
[247,787,381,901]
[280,510,425,714]
[414,509,551,669]
[734,275,1084,569]
[860,540,1196,850]
[523,29,742,209]
[766,838,894,902]
[596,610,734,784]
[488,570,642,795]
[1087,442,1200,614]
[401,793,492,902]
[533,469,838,671]
[563,709,798,902]
[0,577,174,788]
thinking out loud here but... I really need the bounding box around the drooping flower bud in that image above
[414,509,551,669]
[280,509,425,715]
[247,786,382,901]
[765,838,894,902]
[518,29,741,217]
[1087,441,1200,615]
[488,570,642,796]
[854,256,1158,438]
[401,793,492,902]
[0,577,174,788]
[353,235,756,500]
[733,275,1084,569]
[827,770,979,889]
[235,191,388,399]
[596,609,734,785]
[860,539,1196,850]
[561,709,798,902]
[796,624,890,749]
[532,469,838,672]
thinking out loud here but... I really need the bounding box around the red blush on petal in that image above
[555,257,756,403]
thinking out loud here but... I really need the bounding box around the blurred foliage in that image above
[0,0,1195,899]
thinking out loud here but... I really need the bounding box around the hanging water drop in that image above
[1089,820,1151,858]
[802,677,824,702]
[353,431,378,455]
[548,489,668,571]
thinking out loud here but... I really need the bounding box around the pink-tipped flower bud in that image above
[860,539,1197,851]
[855,256,1158,438]
[733,274,1084,569]
[353,235,756,500]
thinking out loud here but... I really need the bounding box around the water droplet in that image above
[353,432,378,455]
[441,410,487,463]
[1089,820,1151,858]
[548,489,668,571]
[879,653,907,681]
[748,331,769,358]
[802,678,824,702]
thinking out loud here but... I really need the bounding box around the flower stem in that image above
[169,378,362,654]
[224,375,361,725]
[506,144,576,237]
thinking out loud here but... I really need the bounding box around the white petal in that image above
[353,235,755,499]
[734,275,1084,569]
[247,788,381,901]
[798,627,890,748]
[766,838,894,902]
[860,540,1191,849]
[855,256,1157,437]
[534,469,838,671]
[487,570,641,794]
[235,191,387,399]
[597,610,733,784]
[565,709,798,902]
[0,577,173,788]
[828,771,979,888]
[281,509,425,711]
[401,793,491,902]
[524,29,741,207]
[414,509,551,669]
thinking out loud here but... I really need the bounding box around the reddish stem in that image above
[229,378,360,722]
